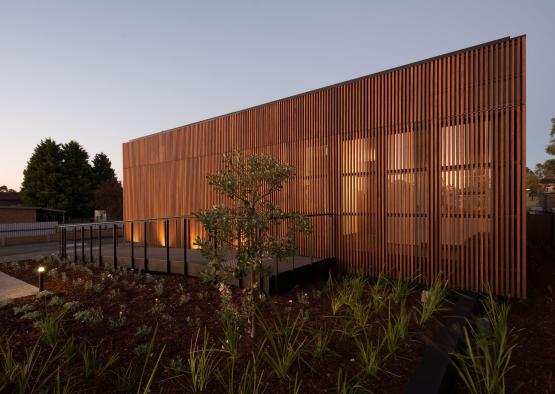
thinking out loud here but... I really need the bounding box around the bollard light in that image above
[37,266,45,292]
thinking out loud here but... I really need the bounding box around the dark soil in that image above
[505,244,555,394]
[0,258,448,393]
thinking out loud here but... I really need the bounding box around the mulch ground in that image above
[506,244,555,394]
[0,258,447,393]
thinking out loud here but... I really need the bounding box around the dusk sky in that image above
[1,0,554,190]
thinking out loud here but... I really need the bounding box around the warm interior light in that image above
[37,266,45,273]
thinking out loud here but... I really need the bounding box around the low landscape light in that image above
[37,266,45,292]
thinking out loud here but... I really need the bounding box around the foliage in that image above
[217,352,266,394]
[309,326,333,360]
[59,140,95,219]
[91,152,116,188]
[0,335,64,393]
[389,277,415,304]
[20,138,64,210]
[187,328,221,392]
[546,117,555,156]
[20,139,119,220]
[136,325,166,394]
[417,278,448,325]
[73,307,104,324]
[526,167,541,199]
[194,151,310,288]
[94,179,123,220]
[35,309,66,347]
[258,309,306,379]
[451,291,517,394]
[80,343,118,378]
[12,304,35,317]
[336,368,369,394]
[382,302,410,356]
[353,330,381,377]
[217,282,243,360]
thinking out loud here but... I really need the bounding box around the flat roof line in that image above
[127,35,521,143]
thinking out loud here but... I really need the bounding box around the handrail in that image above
[57,212,336,293]
[58,212,334,228]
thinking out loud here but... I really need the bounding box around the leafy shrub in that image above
[73,307,103,324]
[62,301,82,311]
[136,325,153,337]
[36,290,54,300]
[13,304,35,316]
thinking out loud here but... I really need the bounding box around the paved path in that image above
[0,241,60,262]
[0,271,38,300]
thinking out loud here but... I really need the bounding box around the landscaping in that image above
[1,256,452,393]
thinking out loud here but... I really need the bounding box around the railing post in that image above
[165,219,171,273]
[237,228,243,288]
[73,227,77,262]
[98,225,103,266]
[113,223,118,269]
[81,226,85,263]
[183,218,188,276]
[89,225,93,263]
[273,223,279,293]
[144,221,148,272]
[131,222,135,270]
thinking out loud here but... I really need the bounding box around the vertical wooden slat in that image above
[122,37,526,297]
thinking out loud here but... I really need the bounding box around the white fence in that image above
[0,221,58,241]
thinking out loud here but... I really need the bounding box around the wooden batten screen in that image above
[123,36,526,298]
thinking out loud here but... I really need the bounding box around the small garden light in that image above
[37,266,45,292]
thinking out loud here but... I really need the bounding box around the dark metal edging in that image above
[404,292,477,394]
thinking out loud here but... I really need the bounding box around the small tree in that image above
[92,152,116,189]
[194,151,310,337]
[95,179,123,220]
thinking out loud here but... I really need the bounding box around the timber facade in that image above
[123,36,526,297]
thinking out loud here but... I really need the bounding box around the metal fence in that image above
[527,211,555,249]
[0,221,58,245]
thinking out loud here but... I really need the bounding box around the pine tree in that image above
[20,138,64,209]
[59,140,94,220]
[91,152,116,189]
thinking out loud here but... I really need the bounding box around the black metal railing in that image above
[0,221,59,246]
[58,213,336,288]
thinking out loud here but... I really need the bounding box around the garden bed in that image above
[0,257,453,393]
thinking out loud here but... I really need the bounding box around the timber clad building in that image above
[124,36,527,297]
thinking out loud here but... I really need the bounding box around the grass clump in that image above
[258,309,306,379]
[451,291,517,394]
[417,278,448,325]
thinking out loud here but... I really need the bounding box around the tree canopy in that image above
[532,117,555,181]
[20,139,120,221]
[20,138,64,210]
[546,118,555,156]
[92,152,116,188]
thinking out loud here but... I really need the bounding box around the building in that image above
[0,206,66,224]
[123,36,526,297]
[0,192,22,207]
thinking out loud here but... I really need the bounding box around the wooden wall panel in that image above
[123,36,526,297]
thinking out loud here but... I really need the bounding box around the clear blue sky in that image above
[1,0,554,190]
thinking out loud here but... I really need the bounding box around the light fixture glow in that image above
[37,266,45,273]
